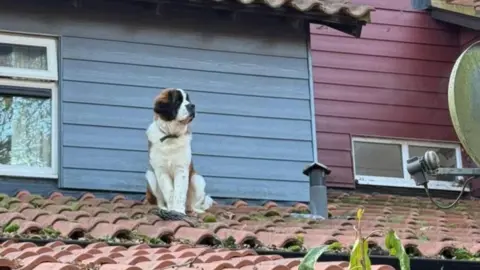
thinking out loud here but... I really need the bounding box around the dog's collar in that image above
[156,122,181,143]
[155,121,191,143]
[160,134,179,142]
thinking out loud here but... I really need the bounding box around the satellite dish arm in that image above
[406,150,477,209]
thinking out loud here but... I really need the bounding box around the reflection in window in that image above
[354,141,404,178]
[0,95,51,167]
[409,146,457,182]
[0,43,48,70]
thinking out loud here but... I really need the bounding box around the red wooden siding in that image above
[311,0,462,188]
[459,28,480,50]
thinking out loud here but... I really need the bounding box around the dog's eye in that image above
[185,94,190,102]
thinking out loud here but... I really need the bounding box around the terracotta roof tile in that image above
[1,189,479,262]
[0,241,396,270]
[236,0,374,21]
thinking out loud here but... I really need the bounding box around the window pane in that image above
[409,146,457,181]
[0,43,48,70]
[0,95,51,167]
[354,141,404,178]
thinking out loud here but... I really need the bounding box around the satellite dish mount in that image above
[406,151,478,209]
[406,40,480,209]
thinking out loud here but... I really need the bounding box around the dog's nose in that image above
[186,104,195,111]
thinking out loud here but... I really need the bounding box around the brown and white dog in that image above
[145,88,213,216]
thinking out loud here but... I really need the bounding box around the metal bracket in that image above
[407,151,476,209]
[435,168,480,177]
[407,151,480,186]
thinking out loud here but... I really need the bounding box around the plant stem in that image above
[357,215,366,270]
[365,230,384,240]
[360,237,366,270]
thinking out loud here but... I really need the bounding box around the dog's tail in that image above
[202,194,214,210]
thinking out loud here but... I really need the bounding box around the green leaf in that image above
[385,229,410,270]
[298,246,329,270]
[349,238,371,270]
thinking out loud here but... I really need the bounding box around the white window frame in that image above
[0,32,59,179]
[0,32,58,81]
[351,137,466,192]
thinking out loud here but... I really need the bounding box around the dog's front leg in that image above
[145,169,167,210]
[154,169,174,210]
[171,166,189,215]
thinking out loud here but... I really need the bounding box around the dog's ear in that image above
[153,101,169,114]
[154,101,177,121]
[153,88,182,121]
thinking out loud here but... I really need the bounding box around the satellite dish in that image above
[449,40,480,167]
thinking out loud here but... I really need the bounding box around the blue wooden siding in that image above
[0,4,314,201]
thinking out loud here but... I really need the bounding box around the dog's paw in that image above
[186,210,199,218]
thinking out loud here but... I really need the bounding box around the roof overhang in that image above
[129,0,374,37]
[411,0,480,30]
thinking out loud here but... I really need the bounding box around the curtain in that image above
[0,44,52,168]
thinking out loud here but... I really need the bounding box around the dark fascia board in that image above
[411,0,480,31]
[132,0,366,37]
[431,7,480,30]
[70,0,367,37]
[430,0,479,17]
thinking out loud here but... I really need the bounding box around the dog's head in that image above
[153,88,195,125]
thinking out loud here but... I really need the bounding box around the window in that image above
[0,32,58,178]
[352,137,464,191]
[0,33,58,80]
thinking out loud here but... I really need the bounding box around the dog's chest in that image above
[146,121,192,171]
[149,137,191,170]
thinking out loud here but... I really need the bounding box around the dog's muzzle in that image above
[186,103,196,119]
